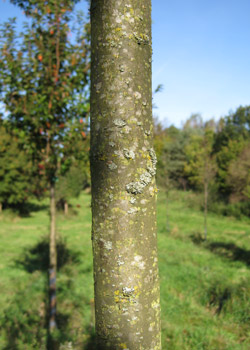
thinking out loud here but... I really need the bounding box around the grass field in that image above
[0,189,249,349]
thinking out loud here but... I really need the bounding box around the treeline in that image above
[1,105,249,219]
[154,106,250,219]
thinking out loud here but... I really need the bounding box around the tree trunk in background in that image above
[165,175,170,232]
[90,1,161,349]
[64,200,68,215]
[48,183,57,348]
[0,203,2,213]
[204,180,208,241]
[166,187,170,233]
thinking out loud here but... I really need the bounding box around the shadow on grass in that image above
[12,202,49,217]
[16,236,81,272]
[207,241,250,266]
[0,237,95,349]
[190,233,250,266]
[208,284,232,315]
[190,231,205,244]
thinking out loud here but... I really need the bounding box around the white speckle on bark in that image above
[123,287,134,296]
[117,259,125,266]
[108,162,118,170]
[132,255,145,270]
[114,119,126,127]
[123,149,135,159]
[134,91,142,99]
[140,171,152,185]
[123,125,132,134]
[134,255,143,262]
[127,207,138,214]
[130,196,136,204]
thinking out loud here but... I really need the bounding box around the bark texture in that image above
[90,1,161,349]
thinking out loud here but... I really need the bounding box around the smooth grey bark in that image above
[90,1,161,349]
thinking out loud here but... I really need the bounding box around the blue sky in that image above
[152,0,250,126]
[1,0,250,127]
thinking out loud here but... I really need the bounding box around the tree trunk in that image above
[90,1,161,349]
[48,183,57,348]
[204,181,208,241]
[64,200,68,215]
[0,203,2,213]
[165,177,170,232]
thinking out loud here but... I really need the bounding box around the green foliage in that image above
[215,138,247,196]
[56,163,89,209]
[227,143,250,203]
[154,107,250,218]
[214,106,250,150]
[214,105,250,198]
[0,0,90,188]
[184,120,216,190]
[0,121,42,208]
[154,121,188,190]
[209,200,250,219]
[56,132,90,209]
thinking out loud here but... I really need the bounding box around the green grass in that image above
[0,189,249,349]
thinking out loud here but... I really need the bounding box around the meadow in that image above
[0,190,249,349]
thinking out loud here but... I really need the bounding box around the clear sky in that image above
[152,0,250,126]
[1,0,250,127]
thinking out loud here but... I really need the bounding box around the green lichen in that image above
[114,119,127,127]
[123,148,135,159]
[126,148,157,194]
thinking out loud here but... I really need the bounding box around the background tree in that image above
[226,144,250,213]
[0,121,43,212]
[91,0,161,348]
[214,105,250,199]
[184,121,217,239]
[56,128,90,214]
[0,0,90,344]
[155,122,188,230]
